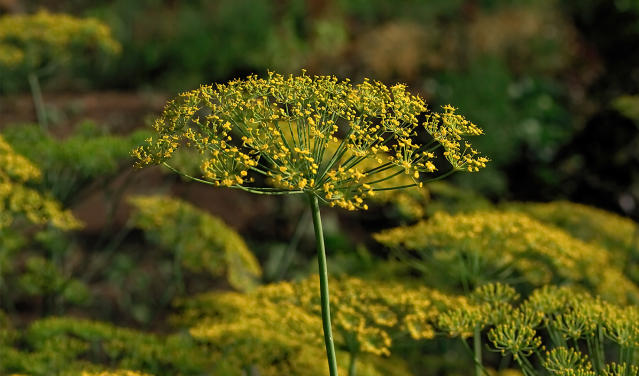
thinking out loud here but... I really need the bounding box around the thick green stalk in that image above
[348,351,357,376]
[28,72,47,130]
[309,193,339,376]
[474,326,482,376]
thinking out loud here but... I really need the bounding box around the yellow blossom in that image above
[133,72,486,211]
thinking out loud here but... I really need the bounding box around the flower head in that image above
[0,10,121,72]
[134,72,486,210]
[0,135,80,230]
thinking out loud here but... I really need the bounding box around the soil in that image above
[0,90,168,136]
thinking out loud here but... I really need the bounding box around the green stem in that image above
[174,243,185,296]
[474,326,483,376]
[348,351,357,376]
[309,193,339,376]
[597,325,605,369]
[273,209,310,281]
[460,337,491,376]
[28,72,47,130]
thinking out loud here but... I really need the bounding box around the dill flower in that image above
[543,347,593,375]
[133,71,486,211]
[488,322,541,360]
[0,135,80,230]
[374,210,639,304]
[603,305,639,349]
[81,372,153,376]
[0,10,121,129]
[184,275,462,357]
[437,303,485,339]
[438,282,639,376]
[604,363,639,376]
[0,10,121,72]
[129,195,262,291]
[504,201,639,266]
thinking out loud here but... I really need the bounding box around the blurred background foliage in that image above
[1,0,636,213]
[1,0,639,375]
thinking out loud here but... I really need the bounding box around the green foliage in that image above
[338,0,465,24]
[0,135,86,314]
[88,0,279,89]
[434,58,571,195]
[0,134,81,230]
[0,317,212,376]
[18,255,90,306]
[2,122,152,205]
[129,195,262,291]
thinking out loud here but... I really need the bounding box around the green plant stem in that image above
[474,326,482,376]
[309,193,339,376]
[460,337,490,376]
[28,72,47,130]
[597,325,605,370]
[348,351,357,376]
[274,209,310,281]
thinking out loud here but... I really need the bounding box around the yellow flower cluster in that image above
[425,104,488,172]
[0,135,80,230]
[0,10,121,71]
[437,283,519,339]
[81,372,152,376]
[0,43,24,69]
[2,309,410,376]
[187,294,334,376]
[374,210,639,304]
[133,72,486,210]
[128,195,261,291]
[543,347,593,375]
[440,283,639,375]
[603,363,639,376]
[505,201,639,270]
[182,275,463,362]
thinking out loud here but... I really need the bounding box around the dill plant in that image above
[0,11,120,129]
[504,201,639,283]
[129,195,262,292]
[133,71,486,375]
[0,316,213,375]
[375,210,639,304]
[438,283,639,376]
[2,123,151,206]
[180,275,464,375]
[0,133,84,324]
[0,134,79,231]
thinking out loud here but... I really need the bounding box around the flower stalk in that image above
[28,72,47,130]
[309,193,339,376]
[348,351,357,376]
[474,326,483,376]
